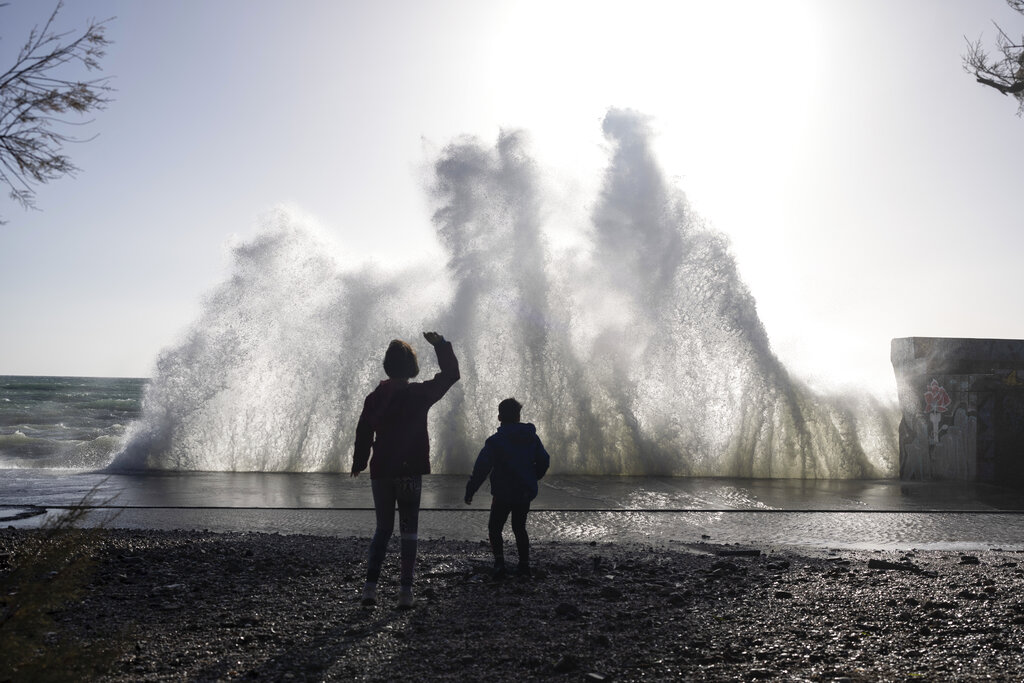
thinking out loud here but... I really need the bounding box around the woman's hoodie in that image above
[352,340,459,478]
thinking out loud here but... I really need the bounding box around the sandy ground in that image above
[3,528,1024,681]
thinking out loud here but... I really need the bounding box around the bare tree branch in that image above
[0,0,114,223]
[963,0,1024,116]
[976,75,1024,94]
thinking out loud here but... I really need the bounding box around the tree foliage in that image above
[0,485,124,681]
[0,1,113,220]
[964,0,1024,116]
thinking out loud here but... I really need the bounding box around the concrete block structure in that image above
[891,337,1024,482]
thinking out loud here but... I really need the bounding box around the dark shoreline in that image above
[3,528,1024,681]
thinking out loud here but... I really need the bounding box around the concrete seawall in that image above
[892,337,1024,482]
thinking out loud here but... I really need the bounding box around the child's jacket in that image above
[466,422,550,503]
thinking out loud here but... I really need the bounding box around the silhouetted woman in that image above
[350,331,460,609]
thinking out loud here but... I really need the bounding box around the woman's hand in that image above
[423,331,445,346]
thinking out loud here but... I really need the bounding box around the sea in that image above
[4,375,1024,551]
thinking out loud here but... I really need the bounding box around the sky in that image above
[1,0,1022,399]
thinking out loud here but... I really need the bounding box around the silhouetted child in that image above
[465,398,550,577]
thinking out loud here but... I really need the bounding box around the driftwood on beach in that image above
[2,529,1024,681]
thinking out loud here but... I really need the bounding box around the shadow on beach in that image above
[3,529,1024,681]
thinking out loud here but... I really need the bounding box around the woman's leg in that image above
[366,477,397,583]
[510,501,531,570]
[395,475,422,588]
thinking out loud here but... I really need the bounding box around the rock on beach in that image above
[2,529,1024,681]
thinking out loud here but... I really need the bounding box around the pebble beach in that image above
[3,528,1024,681]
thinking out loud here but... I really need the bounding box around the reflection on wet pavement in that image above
[4,472,1024,551]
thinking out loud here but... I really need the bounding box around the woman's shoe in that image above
[360,582,377,606]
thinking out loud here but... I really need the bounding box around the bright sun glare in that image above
[471,2,875,391]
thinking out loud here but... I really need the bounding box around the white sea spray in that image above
[112,111,898,476]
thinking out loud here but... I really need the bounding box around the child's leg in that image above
[488,498,513,567]
[510,501,531,570]
[367,478,398,583]
[395,475,422,587]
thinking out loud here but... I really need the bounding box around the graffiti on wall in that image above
[924,379,951,445]
[899,376,977,480]
[892,338,1024,483]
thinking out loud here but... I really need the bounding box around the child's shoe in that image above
[515,564,532,579]
[492,560,507,579]
[360,582,377,606]
[397,586,414,610]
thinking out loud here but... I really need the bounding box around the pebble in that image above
[4,529,1024,681]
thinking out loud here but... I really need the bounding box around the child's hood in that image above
[495,422,538,444]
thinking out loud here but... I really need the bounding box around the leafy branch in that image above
[0,0,114,220]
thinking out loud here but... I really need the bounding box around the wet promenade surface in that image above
[3,471,1024,550]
